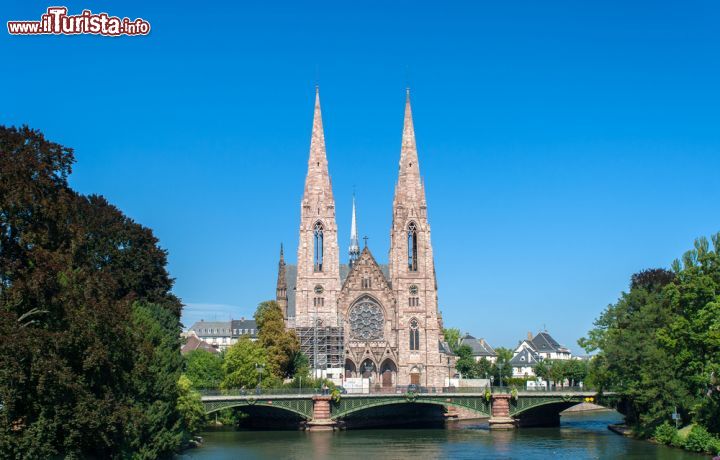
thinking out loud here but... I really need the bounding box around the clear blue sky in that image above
[3,1,720,352]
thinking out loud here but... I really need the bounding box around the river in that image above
[177,411,705,459]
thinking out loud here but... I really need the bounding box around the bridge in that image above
[200,388,619,430]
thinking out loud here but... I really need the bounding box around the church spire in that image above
[294,87,341,328]
[394,89,425,207]
[349,194,360,267]
[276,243,288,319]
[303,87,334,203]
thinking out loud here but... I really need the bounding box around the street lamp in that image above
[498,362,505,388]
[545,360,553,390]
[255,363,265,394]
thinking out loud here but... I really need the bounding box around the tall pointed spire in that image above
[349,194,360,267]
[394,89,425,207]
[303,86,334,203]
[295,87,341,328]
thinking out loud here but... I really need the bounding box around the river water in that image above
[178,411,704,459]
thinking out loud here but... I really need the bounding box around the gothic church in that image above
[276,89,454,388]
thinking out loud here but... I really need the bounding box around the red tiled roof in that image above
[181,335,219,355]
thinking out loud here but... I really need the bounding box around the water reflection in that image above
[178,411,706,460]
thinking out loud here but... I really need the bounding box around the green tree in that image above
[126,301,185,459]
[580,235,720,438]
[0,126,186,457]
[476,358,493,379]
[222,337,280,389]
[495,347,513,363]
[443,327,461,353]
[455,345,478,378]
[490,347,513,384]
[535,360,549,382]
[176,375,207,435]
[565,359,588,386]
[255,300,301,378]
[291,352,310,380]
[185,349,224,389]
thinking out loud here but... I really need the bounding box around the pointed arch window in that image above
[314,222,324,272]
[409,318,420,351]
[407,222,418,272]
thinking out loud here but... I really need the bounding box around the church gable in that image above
[339,247,394,301]
[338,247,398,346]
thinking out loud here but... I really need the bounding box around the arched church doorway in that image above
[344,359,357,378]
[360,359,376,380]
[380,359,397,388]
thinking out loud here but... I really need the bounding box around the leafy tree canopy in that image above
[443,327,461,353]
[581,233,720,437]
[0,125,186,457]
[222,337,280,389]
[185,349,224,390]
[254,300,301,379]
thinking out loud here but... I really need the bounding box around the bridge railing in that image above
[200,388,322,396]
[199,385,597,397]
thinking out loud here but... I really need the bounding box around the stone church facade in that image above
[276,88,454,389]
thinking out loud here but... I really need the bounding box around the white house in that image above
[187,318,258,351]
[510,331,573,378]
[509,348,541,378]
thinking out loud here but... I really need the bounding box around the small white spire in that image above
[349,194,360,266]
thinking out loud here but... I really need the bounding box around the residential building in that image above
[231,318,258,340]
[510,331,572,378]
[187,318,259,351]
[458,333,498,363]
[181,333,219,355]
[509,348,541,378]
[514,331,572,361]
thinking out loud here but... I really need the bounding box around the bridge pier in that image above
[488,394,517,430]
[306,395,337,431]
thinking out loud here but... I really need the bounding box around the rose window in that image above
[349,297,384,340]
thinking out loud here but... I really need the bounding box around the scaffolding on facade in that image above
[296,325,344,371]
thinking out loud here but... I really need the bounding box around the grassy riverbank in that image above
[608,422,720,457]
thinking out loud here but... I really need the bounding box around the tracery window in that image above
[314,222,324,272]
[407,222,418,272]
[409,318,420,351]
[348,296,384,340]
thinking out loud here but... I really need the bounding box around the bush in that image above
[707,436,720,456]
[684,425,714,453]
[653,422,677,445]
[505,377,532,387]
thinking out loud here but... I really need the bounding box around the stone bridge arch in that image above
[508,394,614,428]
[203,398,314,420]
[331,395,491,420]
